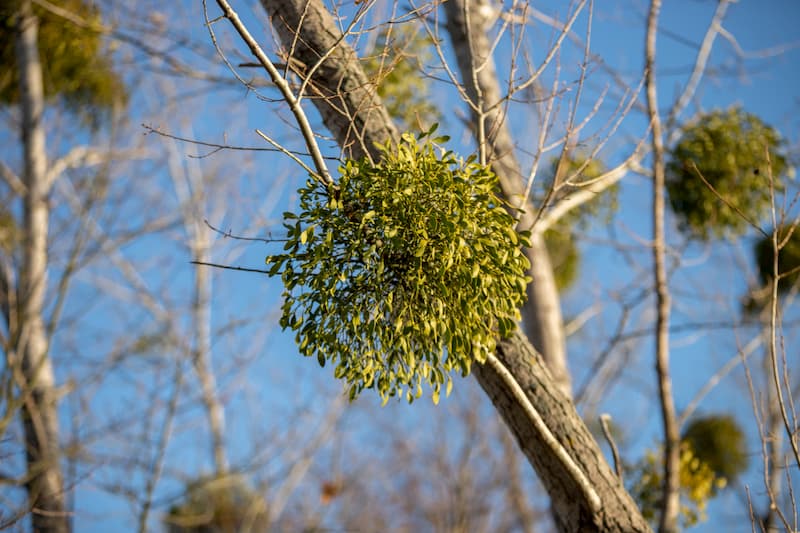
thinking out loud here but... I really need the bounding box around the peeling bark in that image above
[256,0,650,529]
[15,1,70,531]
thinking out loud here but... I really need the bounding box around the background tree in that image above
[0,1,124,530]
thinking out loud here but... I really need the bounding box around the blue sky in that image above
[3,0,799,531]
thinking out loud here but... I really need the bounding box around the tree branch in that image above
[209,0,333,185]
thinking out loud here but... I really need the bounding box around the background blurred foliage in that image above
[541,154,617,292]
[362,22,440,131]
[544,226,579,291]
[681,415,748,482]
[666,107,790,241]
[164,475,268,533]
[629,414,748,529]
[0,0,126,126]
[755,226,800,296]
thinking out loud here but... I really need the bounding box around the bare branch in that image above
[599,414,623,483]
[190,260,270,275]
[209,0,333,185]
[45,146,147,190]
[645,2,680,531]
[0,160,26,196]
[666,0,731,133]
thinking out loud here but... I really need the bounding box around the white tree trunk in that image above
[15,1,70,531]
[192,231,229,475]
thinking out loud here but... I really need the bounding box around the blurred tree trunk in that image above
[443,0,571,397]
[14,1,70,531]
[256,0,651,529]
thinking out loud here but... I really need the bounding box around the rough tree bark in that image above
[254,0,651,530]
[14,1,70,531]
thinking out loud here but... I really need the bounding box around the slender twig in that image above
[599,414,623,482]
[255,129,317,178]
[137,359,185,533]
[191,261,270,274]
[209,0,333,185]
[688,161,768,238]
[143,124,340,160]
[0,160,26,195]
[484,353,602,512]
[679,334,762,426]
[203,219,288,243]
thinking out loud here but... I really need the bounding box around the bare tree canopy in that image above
[1,0,798,532]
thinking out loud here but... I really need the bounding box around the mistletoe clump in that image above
[755,227,800,296]
[666,107,789,240]
[267,129,530,403]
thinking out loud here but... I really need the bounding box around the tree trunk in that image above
[261,0,396,162]
[644,2,680,531]
[443,0,571,397]
[258,0,650,529]
[478,330,651,532]
[192,227,229,475]
[14,1,70,531]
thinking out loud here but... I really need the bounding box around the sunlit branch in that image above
[209,0,333,185]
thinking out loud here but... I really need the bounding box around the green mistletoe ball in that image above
[666,107,789,240]
[267,129,530,403]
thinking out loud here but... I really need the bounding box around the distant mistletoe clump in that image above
[0,0,126,125]
[666,107,789,240]
[267,128,530,403]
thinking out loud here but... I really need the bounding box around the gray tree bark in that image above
[14,1,70,531]
[644,2,680,531]
[258,0,651,530]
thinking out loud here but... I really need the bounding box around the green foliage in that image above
[267,127,530,403]
[630,443,727,529]
[682,415,748,482]
[545,155,618,224]
[362,23,440,130]
[164,475,267,533]
[544,227,579,291]
[0,208,19,252]
[666,107,789,241]
[630,414,746,528]
[541,154,616,292]
[755,227,800,296]
[0,0,126,125]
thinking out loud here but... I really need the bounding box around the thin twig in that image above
[688,161,768,238]
[191,261,270,274]
[484,353,602,512]
[203,219,288,243]
[599,414,623,482]
[143,124,340,160]
[209,0,333,185]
